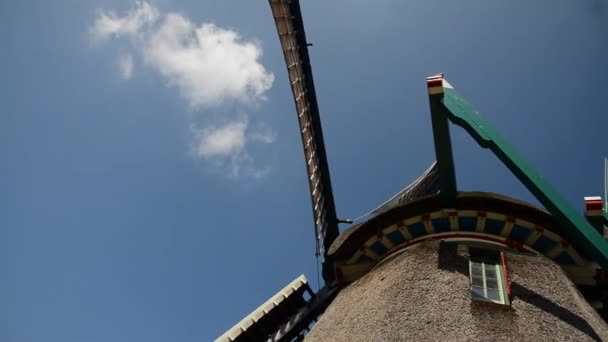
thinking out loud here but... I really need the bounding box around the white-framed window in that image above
[469,251,510,305]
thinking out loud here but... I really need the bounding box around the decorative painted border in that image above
[327,192,599,286]
[346,210,583,267]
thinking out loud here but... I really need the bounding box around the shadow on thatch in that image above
[437,241,468,274]
[511,283,601,342]
[437,242,602,341]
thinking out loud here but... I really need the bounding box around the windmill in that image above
[216,1,437,340]
[217,1,608,341]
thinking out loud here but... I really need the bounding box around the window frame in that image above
[468,250,511,306]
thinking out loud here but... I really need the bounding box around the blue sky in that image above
[1,0,607,341]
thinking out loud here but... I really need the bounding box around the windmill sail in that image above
[270,0,339,257]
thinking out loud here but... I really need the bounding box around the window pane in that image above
[485,268,497,279]
[486,289,502,302]
[471,265,483,277]
[471,287,486,300]
[471,276,484,287]
[483,263,497,270]
[486,278,499,289]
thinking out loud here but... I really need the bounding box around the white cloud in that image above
[191,120,276,179]
[90,2,273,107]
[143,14,274,108]
[90,2,276,179]
[91,1,159,40]
[250,128,277,144]
[118,54,134,80]
[194,120,247,158]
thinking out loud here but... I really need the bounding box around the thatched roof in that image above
[306,241,608,341]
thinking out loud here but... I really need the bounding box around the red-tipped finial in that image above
[585,196,604,212]
[427,73,445,96]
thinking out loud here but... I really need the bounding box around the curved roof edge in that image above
[324,192,598,285]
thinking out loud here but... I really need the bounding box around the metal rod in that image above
[604,158,608,212]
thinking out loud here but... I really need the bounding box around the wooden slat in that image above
[215,275,310,342]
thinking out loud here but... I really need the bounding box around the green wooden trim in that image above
[437,87,608,269]
[586,215,605,235]
[428,94,458,206]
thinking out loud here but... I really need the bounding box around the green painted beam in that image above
[428,94,458,206]
[586,215,605,235]
[436,84,608,269]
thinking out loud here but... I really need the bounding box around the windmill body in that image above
[217,1,608,340]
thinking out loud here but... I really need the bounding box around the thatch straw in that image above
[305,241,608,341]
